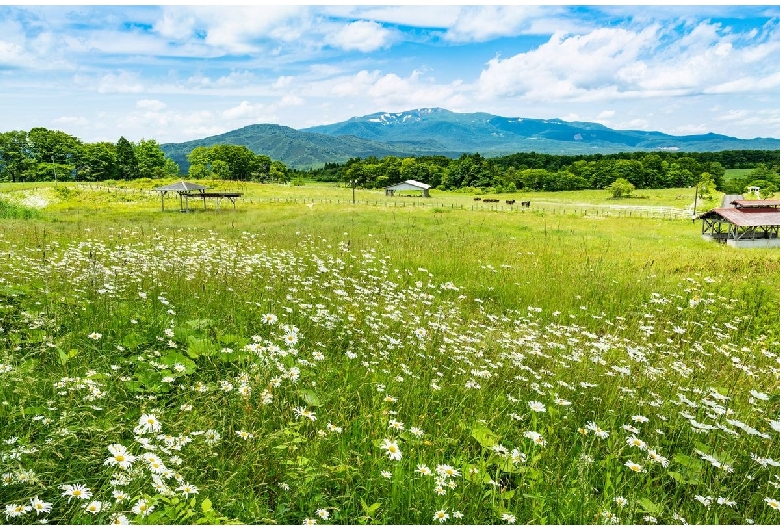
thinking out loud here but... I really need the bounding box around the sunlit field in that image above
[1,182,779,524]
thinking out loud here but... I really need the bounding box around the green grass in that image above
[0,182,779,525]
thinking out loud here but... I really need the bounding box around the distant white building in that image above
[385,179,431,197]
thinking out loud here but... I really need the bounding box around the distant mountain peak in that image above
[160,107,780,170]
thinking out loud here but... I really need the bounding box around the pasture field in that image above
[0,182,779,525]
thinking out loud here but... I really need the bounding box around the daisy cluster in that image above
[0,228,778,524]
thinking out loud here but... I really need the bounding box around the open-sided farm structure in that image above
[698,199,780,247]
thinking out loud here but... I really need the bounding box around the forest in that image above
[2,127,780,195]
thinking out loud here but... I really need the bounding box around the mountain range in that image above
[160,107,780,171]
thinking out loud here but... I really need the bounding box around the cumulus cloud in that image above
[444,5,549,42]
[154,6,308,54]
[325,69,466,110]
[95,71,145,94]
[325,20,395,52]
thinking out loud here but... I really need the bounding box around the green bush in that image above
[0,198,38,219]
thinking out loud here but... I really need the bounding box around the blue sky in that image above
[3,3,780,144]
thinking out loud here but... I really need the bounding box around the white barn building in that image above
[384,179,431,197]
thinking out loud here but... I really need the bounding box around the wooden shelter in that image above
[698,199,780,248]
[154,181,243,212]
[385,179,431,197]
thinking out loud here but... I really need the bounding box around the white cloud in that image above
[279,95,304,107]
[136,99,167,111]
[222,101,264,121]
[92,71,144,94]
[0,39,28,67]
[334,6,461,28]
[444,5,549,43]
[53,116,89,126]
[326,20,395,52]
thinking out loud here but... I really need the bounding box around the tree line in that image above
[0,128,291,184]
[3,126,780,196]
[306,152,733,193]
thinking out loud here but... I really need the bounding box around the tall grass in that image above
[0,184,779,524]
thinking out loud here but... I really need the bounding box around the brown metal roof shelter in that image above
[154,181,243,212]
[698,199,780,247]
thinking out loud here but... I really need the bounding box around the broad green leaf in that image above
[297,389,321,407]
[471,424,499,449]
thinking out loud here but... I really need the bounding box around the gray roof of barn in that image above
[154,181,209,192]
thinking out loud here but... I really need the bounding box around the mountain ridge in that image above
[160,108,780,171]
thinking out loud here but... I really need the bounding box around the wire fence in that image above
[68,183,694,220]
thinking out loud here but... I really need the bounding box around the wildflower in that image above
[501,512,516,523]
[614,496,628,507]
[626,435,647,450]
[631,415,649,423]
[262,313,278,325]
[29,496,51,515]
[453,511,463,519]
[643,515,657,523]
[511,448,527,464]
[203,429,221,445]
[131,498,155,517]
[433,510,449,523]
[235,430,254,440]
[624,460,643,473]
[416,464,432,476]
[137,413,162,434]
[766,497,780,510]
[524,430,545,446]
[316,508,329,520]
[176,483,199,498]
[388,419,404,431]
[492,444,509,456]
[528,400,546,413]
[5,503,31,519]
[104,443,136,469]
[302,518,318,525]
[326,423,342,433]
[436,464,460,478]
[695,495,712,507]
[717,497,736,507]
[112,490,129,503]
[381,470,392,479]
[380,438,402,461]
[554,397,571,406]
[646,449,669,468]
[110,514,130,525]
[83,500,102,514]
[88,332,102,340]
[294,406,316,422]
[586,421,610,439]
[279,482,290,491]
[61,483,93,502]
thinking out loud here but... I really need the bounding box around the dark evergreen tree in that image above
[116,136,139,180]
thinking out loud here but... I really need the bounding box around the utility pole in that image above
[352,179,356,204]
[692,185,698,220]
[52,155,57,186]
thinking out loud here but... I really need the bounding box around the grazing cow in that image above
[521,201,531,208]
[506,200,516,205]
[474,197,482,201]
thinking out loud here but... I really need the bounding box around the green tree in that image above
[697,173,716,200]
[134,138,167,179]
[210,160,231,180]
[80,142,118,182]
[116,136,139,180]
[188,163,208,180]
[606,177,635,198]
[0,131,31,183]
[164,158,180,177]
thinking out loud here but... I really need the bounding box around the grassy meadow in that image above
[1,181,779,524]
